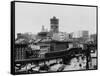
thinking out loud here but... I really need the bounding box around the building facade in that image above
[50,16,59,33]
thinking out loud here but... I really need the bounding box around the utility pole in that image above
[85,44,91,70]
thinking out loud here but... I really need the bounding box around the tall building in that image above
[82,31,89,39]
[41,25,48,32]
[50,16,59,33]
[90,34,97,43]
[15,44,28,60]
[72,31,89,38]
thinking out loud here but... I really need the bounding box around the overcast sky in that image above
[15,2,97,38]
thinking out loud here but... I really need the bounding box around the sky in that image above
[15,2,97,38]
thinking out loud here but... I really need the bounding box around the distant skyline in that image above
[15,2,97,38]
